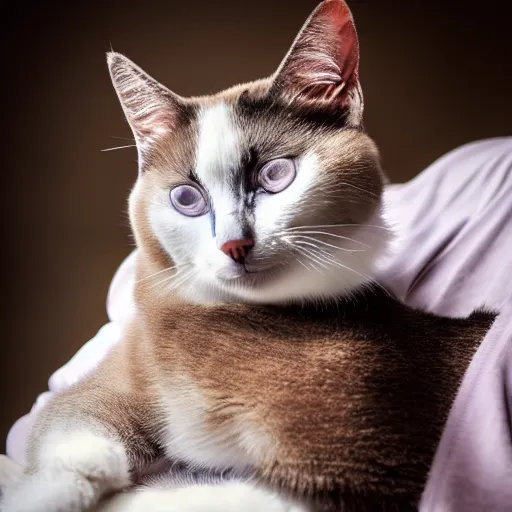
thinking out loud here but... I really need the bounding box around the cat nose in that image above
[220,239,254,264]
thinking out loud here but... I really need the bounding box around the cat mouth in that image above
[216,263,271,283]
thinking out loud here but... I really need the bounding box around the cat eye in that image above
[169,184,209,217]
[258,158,296,193]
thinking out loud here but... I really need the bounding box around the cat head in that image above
[108,0,390,304]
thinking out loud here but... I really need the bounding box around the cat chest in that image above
[157,376,276,472]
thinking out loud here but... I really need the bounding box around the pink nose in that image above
[220,239,254,263]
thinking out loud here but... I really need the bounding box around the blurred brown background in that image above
[1,0,511,448]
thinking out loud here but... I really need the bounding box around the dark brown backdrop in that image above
[1,0,511,448]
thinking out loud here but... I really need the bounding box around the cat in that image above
[0,1,495,511]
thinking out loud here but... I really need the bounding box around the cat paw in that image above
[1,432,131,512]
[1,469,100,512]
[0,455,22,498]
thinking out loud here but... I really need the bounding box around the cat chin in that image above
[225,267,373,305]
[181,270,371,306]
[215,262,279,284]
[214,265,248,281]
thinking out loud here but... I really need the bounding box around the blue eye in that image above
[170,185,209,217]
[259,158,296,193]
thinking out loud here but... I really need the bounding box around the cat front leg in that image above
[1,368,160,512]
[0,455,23,499]
[1,429,130,512]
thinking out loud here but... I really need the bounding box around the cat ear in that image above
[107,52,183,167]
[270,0,363,125]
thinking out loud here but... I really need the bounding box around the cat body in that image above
[11,284,492,511]
[0,1,495,511]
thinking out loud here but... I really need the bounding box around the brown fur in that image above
[28,279,494,510]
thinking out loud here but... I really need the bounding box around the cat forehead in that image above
[189,89,332,186]
[194,102,243,186]
[149,81,356,188]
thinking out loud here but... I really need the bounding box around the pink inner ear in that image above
[273,0,361,109]
[109,53,179,148]
[323,0,360,87]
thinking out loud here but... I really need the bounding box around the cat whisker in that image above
[296,242,340,266]
[282,234,373,282]
[291,237,365,256]
[281,236,329,272]
[292,244,330,270]
[101,144,137,152]
[337,181,379,198]
[301,243,372,282]
[168,269,198,291]
[273,236,318,272]
[280,233,368,251]
[294,257,313,272]
[282,223,392,232]
[285,242,320,272]
[108,135,136,142]
[150,267,192,290]
[136,263,193,284]
[299,244,342,270]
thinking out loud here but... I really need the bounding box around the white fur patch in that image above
[195,103,241,184]
[2,432,129,512]
[98,482,310,512]
[159,376,275,471]
[194,103,248,245]
[161,380,247,469]
[0,455,22,495]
